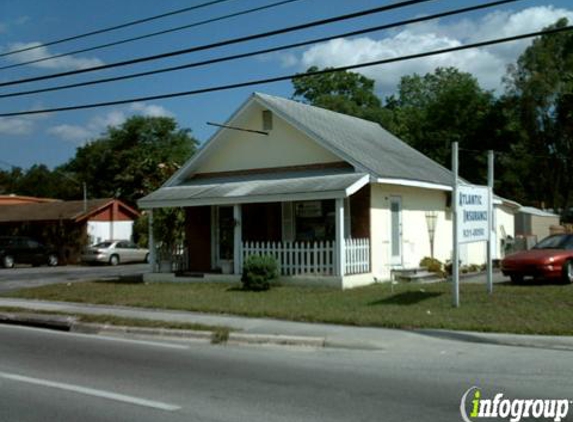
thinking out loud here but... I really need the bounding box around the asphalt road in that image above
[0,264,149,292]
[1,324,572,422]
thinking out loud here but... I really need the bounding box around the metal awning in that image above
[138,171,370,209]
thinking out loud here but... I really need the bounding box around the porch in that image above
[140,171,374,288]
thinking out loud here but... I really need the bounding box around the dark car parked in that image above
[0,236,59,268]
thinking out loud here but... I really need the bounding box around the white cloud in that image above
[3,42,104,70]
[47,103,175,144]
[288,5,573,94]
[0,117,34,135]
[47,124,92,142]
[130,102,173,118]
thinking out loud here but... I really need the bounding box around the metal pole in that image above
[83,182,87,213]
[452,142,460,308]
[148,210,155,273]
[487,150,494,295]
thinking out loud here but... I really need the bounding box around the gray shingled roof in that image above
[254,92,453,186]
[139,171,368,208]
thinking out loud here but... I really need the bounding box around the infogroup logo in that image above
[460,387,571,422]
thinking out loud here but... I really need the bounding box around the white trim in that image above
[376,178,452,191]
[389,196,403,267]
[345,174,370,196]
[140,190,352,209]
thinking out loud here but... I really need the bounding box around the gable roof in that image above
[167,92,454,189]
[0,198,140,223]
[254,93,454,186]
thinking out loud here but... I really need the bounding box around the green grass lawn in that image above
[3,280,573,335]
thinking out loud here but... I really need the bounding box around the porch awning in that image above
[138,171,370,209]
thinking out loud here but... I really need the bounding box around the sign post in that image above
[487,151,494,295]
[452,142,493,307]
[452,142,460,308]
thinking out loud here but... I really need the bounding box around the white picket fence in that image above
[241,238,370,276]
[345,238,370,275]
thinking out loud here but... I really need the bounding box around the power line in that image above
[1,25,570,118]
[0,0,527,100]
[0,0,236,59]
[0,0,434,88]
[0,0,305,71]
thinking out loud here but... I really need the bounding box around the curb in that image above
[0,312,325,348]
[415,329,573,352]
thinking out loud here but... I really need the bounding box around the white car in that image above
[81,240,149,266]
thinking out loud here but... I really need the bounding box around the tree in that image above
[503,18,573,214]
[389,67,496,184]
[0,165,77,199]
[292,66,395,127]
[62,115,198,205]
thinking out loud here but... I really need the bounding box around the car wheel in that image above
[109,255,119,266]
[47,254,58,267]
[510,274,523,284]
[562,260,573,284]
[2,255,14,269]
[144,253,150,264]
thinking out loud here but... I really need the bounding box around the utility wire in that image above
[1,25,570,117]
[0,0,236,59]
[0,0,526,99]
[0,0,304,71]
[0,0,434,88]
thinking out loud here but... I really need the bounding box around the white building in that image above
[139,93,517,288]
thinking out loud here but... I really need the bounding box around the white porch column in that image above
[148,209,156,273]
[233,204,242,275]
[335,198,345,277]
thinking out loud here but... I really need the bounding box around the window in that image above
[294,200,334,241]
[262,110,273,131]
[27,240,41,249]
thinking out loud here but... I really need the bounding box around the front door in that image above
[217,206,235,268]
[390,196,403,266]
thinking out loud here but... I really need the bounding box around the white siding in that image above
[195,103,342,174]
[87,221,134,245]
[371,184,452,280]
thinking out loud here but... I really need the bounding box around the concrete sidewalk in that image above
[0,297,572,351]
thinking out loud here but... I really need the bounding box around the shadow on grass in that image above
[369,291,443,306]
[94,275,143,284]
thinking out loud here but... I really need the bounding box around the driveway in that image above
[0,264,149,292]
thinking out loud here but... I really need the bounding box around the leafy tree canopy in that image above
[62,115,198,205]
[292,66,394,127]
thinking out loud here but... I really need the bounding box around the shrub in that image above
[420,257,443,274]
[241,255,278,291]
[468,264,481,273]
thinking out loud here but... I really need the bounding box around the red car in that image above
[501,234,573,284]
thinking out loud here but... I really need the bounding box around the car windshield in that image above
[533,235,571,250]
[93,241,113,248]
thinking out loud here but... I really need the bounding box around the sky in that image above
[0,0,571,170]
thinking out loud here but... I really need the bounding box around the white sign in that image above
[457,184,490,244]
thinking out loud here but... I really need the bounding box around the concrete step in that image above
[393,269,444,284]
